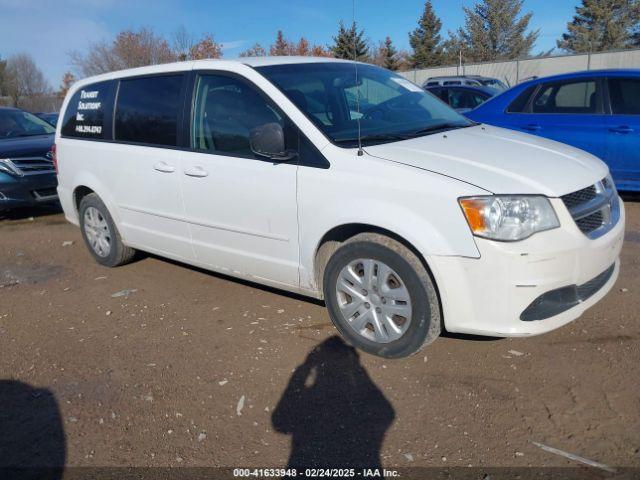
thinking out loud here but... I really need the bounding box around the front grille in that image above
[575,210,604,234]
[562,185,597,210]
[9,156,55,174]
[561,177,619,239]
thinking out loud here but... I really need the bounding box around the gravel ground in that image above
[0,201,638,472]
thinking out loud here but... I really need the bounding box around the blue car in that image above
[0,107,57,210]
[466,69,640,191]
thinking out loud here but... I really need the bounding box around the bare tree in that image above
[70,27,177,77]
[172,25,194,61]
[4,53,51,107]
[239,43,267,57]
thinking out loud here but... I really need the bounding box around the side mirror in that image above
[250,123,297,162]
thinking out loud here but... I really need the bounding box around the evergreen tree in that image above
[408,1,443,67]
[455,0,539,62]
[557,0,640,53]
[330,21,369,60]
[270,31,293,56]
[381,37,400,70]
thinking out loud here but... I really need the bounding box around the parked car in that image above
[56,58,623,358]
[35,112,59,127]
[0,107,58,210]
[423,75,508,90]
[466,69,640,191]
[425,85,497,112]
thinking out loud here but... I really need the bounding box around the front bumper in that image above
[428,197,625,337]
[0,172,58,209]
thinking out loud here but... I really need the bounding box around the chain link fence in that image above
[399,48,640,87]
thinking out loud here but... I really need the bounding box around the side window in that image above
[532,80,597,114]
[191,74,296,158]
[444,81,461,86]
[609,78,640,114]
[449,90,485,109]
[115,75,184,146]
[61,80,115,139]
[506,85,537,113]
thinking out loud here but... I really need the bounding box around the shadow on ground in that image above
[0,380,65,479]
[272,336,395,468]
[0,203,62,222]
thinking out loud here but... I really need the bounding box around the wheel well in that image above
[73,186,94,212]
[314,223,437,298]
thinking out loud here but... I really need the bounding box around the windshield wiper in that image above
[336,133,413,146]
[406,122,476,137]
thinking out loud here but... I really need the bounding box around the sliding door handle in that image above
[184,166,209,178]
[153,161,175,173]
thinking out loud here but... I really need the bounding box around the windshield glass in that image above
[0,109,56,139]
[256,63,472,147]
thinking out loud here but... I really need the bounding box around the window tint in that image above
[448,89,486,109]
[609,78,640,114]
[444,81,461,86]
[426,81,439,86]
[115,75,183,146]
[191,74,296,158]
[506,85,537,113]
[532,80,597,114]
[61,80,114,139]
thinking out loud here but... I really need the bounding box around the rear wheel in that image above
[79,193,136,267]
[323,233,441,358]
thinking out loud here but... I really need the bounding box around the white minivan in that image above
[56,57,624,358]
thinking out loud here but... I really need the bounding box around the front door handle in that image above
[609,125,634,134]
[184,166,209,178]
[521,124,541,131]
[153,161,175,173]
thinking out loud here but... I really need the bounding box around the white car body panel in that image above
[55,58,624,338]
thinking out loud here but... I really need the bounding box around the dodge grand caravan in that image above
[56,57,624,358]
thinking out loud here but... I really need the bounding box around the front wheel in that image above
[323,233,441,359]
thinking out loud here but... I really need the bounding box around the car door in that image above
[507,77,607,160]
[605,76,640,189]
[180,72,300,287]
[102,72,194,260]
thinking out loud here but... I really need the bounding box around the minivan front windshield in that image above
[256,62,473,148]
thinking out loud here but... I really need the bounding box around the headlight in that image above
[459,195,559,241]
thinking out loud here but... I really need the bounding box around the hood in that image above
[364,125,608,196]
[0,134,54,159]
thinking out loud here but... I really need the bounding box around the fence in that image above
[399,48,640,87]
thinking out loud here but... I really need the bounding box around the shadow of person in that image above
[0,380,65,479]
[272,336,395,469]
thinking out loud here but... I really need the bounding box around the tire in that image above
[78,193,136,267]
[323,233,441,358]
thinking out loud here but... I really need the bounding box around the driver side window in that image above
[191,74,295,158]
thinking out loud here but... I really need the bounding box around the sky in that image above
[0,0,579,87]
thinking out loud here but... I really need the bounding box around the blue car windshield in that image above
[256,62,472,147]
[0,109,56,138]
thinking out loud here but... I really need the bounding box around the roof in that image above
[238,56,353,67]
[425,84,497,95]
[518,68,640,87]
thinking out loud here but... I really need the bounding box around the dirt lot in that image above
[0,200,639,473]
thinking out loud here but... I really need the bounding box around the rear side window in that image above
[506,85,537,113]
[115,75,184,146]
[61,80,115,139]
[609,78,640,114]
[532,80,597,114]
[448,89,487,109]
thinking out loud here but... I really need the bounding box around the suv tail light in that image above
[50,144,58,174]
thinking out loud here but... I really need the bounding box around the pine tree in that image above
[455,0,539,62]
[557,0,640,53]
[270,30,293,56]
[381,37,400,70]
[408,1,443,67]
[330,21,369,60]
